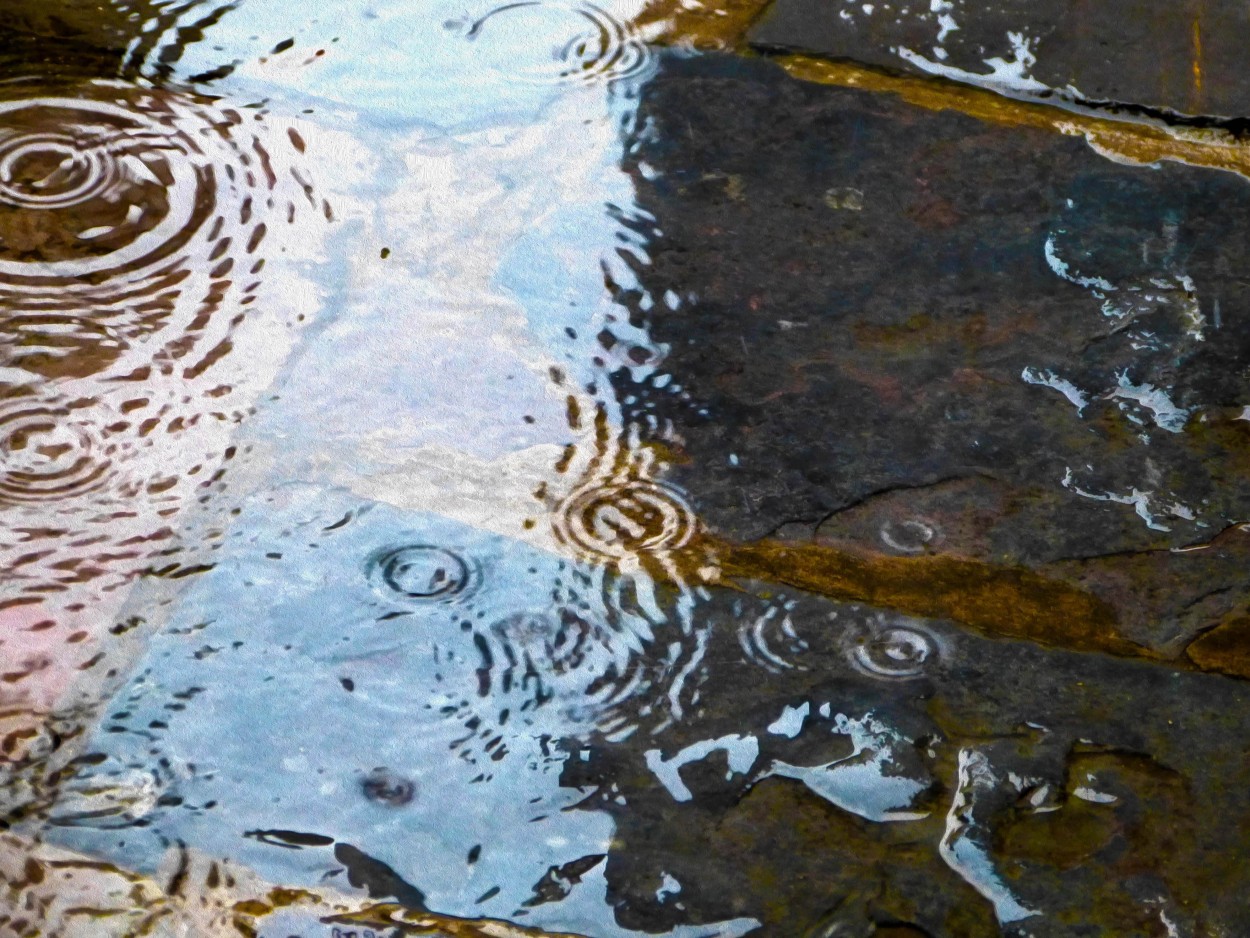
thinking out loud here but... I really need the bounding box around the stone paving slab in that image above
[611,49,1250,662]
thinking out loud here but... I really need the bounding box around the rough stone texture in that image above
[748,0,1250,119]
[8,6,1250,937]
[611,50,1250,656]
[581,51,1250,931]
[571,579,1250,937]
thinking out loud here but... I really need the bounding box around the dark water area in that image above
[2,1,1250,936]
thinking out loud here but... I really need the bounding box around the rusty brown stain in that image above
[776,55,1250,181]
[702,535,1157,659]
[1184,611,1250,678]
[633,0,775,50]
[325,902,593,937]
[1191,8,1204,107]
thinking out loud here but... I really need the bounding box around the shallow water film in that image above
[3,0,1250,934]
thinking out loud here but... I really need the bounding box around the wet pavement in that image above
[748,0,1250,118]
[2,1,1250,936]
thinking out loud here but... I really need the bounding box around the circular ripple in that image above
[368,545,478,603]
[0,96,204,279]
[845,618,941,680]
[0,396,112,504]
[361,767,416,807]
[0,311,129,379]
[471,609,602,710]
[491,609,595,676]
[0,81,297,383]
[456,1,652,86]
[554,479,696,563]
[0,133,117,210]
[738,603,809,674]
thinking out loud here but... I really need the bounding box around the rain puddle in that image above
[3,0,1250,936]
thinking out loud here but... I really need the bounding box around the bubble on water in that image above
[456,0,654,86]
[368,545,479,604]
[845,616,942,680]
[553,478,696,565]
[361,767,416,807]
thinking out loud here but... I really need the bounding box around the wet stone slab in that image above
[747,0,1250,119]
[570,581,1250,936]
[611,49,1250,660]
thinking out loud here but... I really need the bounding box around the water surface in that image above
[4,1,1250,936]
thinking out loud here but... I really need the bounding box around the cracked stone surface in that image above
[611,49,1250,657]
[748,0,1250,119]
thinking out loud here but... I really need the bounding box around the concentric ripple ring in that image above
[368,545,478,603]
[0,133,117,210]
[0,396,113,504]
[554,478,696,563]
[845,620,941,680]
[0,97,207,285]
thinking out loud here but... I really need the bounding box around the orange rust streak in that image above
[1185,612,1250,678]
[1192,14,1204,104]
[706,535,1156,660]
[776,55,1250,181]
[633,0,775,50]
[325,902,593,937]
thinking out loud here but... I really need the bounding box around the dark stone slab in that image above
[568,578,1250,936]
[610,51,1250,654]
[748,0,1250,119]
